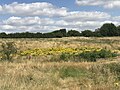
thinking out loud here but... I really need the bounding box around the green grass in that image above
[59,66,90,78]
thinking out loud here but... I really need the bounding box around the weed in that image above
[0,42,17,62]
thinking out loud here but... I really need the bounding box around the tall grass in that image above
[0,61,120,90]
[0,37,120,90]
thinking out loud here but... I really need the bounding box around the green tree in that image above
[0,32,7,38]
[117,26,120,36]
[81,30,94,37]
[67,30,81,37]
[99,23,118,36]
[52,29,67,38]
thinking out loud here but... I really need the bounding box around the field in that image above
[0,37,120,90]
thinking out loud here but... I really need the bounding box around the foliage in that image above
[60,53,71,61]
[99,23,119,36]
[79,48,118,62]
[67,30,81,37]
[117,26,120,36]
[0,29,67,38]
[20,47,118,62]
[81,30,94,37]
[0,42,17,61]
[52,29,67,37]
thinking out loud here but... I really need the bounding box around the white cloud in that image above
[0,5,2,11]
[0,11,119,33]
[104,1,120,8]
[0,2,120,33]
[1,25,15,30]
[76,0,120,9]
[0,16,70,33]
[1,2,67,17]
[76,0,104,6]
[3,16,55,26]
[63,11,111,21]
[112,16,120,22]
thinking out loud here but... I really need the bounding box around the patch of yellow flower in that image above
[20,46,105,56]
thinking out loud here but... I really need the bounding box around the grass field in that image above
[0,37,120,90]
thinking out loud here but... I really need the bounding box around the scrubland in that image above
[0,37,120,90]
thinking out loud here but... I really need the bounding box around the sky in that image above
[0,0,120,33]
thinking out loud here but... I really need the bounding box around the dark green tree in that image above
[67,30,81,37]
[81,30,94,37]
[0,33,7,38]
[117,26,120,36]
[99,23,118,36]
[52,29,67,37]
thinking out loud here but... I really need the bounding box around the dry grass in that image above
[0,61,120,90]
[0,37,120,90]
[0,37,120,50]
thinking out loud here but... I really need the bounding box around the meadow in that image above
[0,37,120,90]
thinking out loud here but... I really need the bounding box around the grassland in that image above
[0,37,120,90]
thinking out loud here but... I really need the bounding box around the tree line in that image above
[0,23,120,38]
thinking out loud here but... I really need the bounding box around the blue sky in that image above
[0,0,120,33]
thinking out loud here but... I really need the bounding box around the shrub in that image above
[0,42,17,61]
[53,49,118,62]
[79,49,118,62]
[60,53,71,61]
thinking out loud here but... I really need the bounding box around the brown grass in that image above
[0,61,120,90]
[0,37,120,90]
